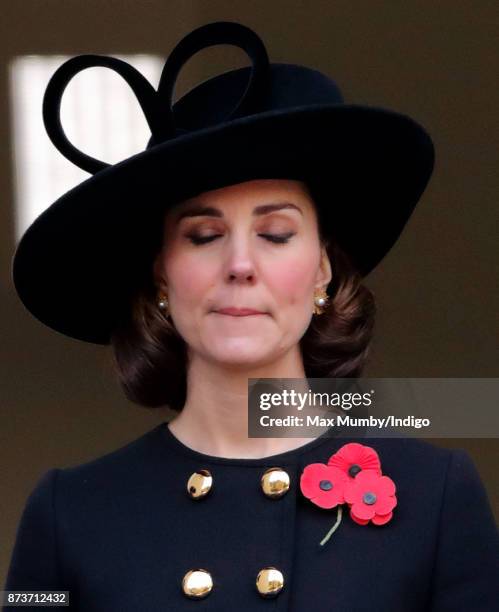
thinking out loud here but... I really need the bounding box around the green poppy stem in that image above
[319,505,343,547]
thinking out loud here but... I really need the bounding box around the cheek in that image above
[268,255,318,303]
[164,252,215,302]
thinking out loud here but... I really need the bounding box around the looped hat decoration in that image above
[12,20,435,344]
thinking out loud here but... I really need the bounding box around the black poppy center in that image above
[348,463,362,477]
[319,479,333,491]
[363,491,377,505]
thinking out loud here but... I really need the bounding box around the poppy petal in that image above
[350,502,375,521]
[300,463,328,498]
[343,483,358,505]
[379,475,396,496]
[328,442,382,475]
[371,511,393,525]
[350,511,370,525]
[374,495,397,515]
[312,490,344,509]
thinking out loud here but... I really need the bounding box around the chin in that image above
[207,339,272,364]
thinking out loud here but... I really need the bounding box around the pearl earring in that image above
[158,292,169,315]
[313,288,330,315]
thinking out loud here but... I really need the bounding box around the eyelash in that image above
[186,233,295,245]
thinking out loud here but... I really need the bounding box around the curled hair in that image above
[300,237,376,379]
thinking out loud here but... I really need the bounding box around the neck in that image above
[167,345,321,459]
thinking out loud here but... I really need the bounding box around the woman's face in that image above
[153,178,332,368]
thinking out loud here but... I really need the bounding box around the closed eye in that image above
[186,233,295,245]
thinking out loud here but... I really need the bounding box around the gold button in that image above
[187,469,213,499]
[182,568,213,599]
[261,467,290,499]
[256,566,285,597]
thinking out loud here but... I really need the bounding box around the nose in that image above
[223,235,257,284]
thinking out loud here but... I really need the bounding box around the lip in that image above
[214,307,266,316]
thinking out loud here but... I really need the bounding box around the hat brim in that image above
[12,103,435,344]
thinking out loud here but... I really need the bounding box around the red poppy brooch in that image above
[300,442,397,546]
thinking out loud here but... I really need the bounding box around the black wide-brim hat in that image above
[12,21,435,345]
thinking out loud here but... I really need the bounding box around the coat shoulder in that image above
[56,423,165,489]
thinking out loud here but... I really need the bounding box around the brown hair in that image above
[110,194,377,411]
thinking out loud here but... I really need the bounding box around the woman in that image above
[4,21,498,611]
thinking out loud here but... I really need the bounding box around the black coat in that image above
[4,422,499,611]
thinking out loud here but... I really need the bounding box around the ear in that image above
[315,244,332,289]
[153,252,166,289]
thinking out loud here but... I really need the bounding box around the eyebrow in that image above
[174,201,303,222]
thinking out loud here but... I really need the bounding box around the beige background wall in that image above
[1,1,498,583]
